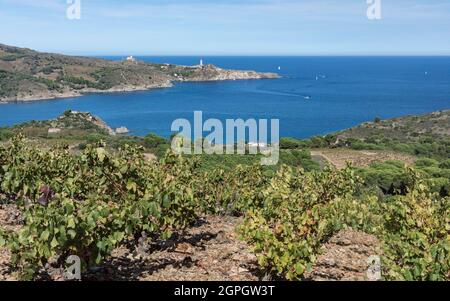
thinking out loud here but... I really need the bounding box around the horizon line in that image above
[6,44,450,57]
[69,53,450,58]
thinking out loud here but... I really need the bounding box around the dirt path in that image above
[311,149,416,169]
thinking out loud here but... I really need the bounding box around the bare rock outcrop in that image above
[185,64,279,81]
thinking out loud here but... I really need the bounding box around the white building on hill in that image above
[126,56,136,62]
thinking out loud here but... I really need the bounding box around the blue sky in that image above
[0,0,449,55]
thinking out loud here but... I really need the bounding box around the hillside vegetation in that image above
[0,44,278,102]
[279,110,450,198]
[337,110,450,142]
[335,110,450,159]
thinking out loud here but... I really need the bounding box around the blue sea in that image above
[1,57,449,138]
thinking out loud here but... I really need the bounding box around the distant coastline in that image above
[0,44,279,103]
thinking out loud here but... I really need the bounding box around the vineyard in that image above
[0,135,449,281]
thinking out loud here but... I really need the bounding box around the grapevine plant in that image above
[0,136,200,278]
[380,170,450,280]
[237,165,376,279]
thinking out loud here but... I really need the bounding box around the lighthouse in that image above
[200,59,203,67]
[126,56,136,62]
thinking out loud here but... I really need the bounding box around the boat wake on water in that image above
[248,88,311,99]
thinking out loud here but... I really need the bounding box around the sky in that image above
[0,0,449,56]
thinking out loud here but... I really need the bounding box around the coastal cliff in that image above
[0,44,279,103]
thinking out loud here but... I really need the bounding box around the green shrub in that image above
[144,133,168,149]
[278,150,320,171]
[439,159,450,169]
[280,137,302,149]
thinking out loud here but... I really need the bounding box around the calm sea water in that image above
[1,57,449,138]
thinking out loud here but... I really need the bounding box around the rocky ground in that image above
[0,209,261,281]
[305,229,381,281]
[0,202,22,281]
[83,216,261,281]
[0,203,380,282]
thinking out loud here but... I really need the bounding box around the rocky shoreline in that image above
[0,71,277,103]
